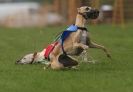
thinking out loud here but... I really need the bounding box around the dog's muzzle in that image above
[15,60,21,64]
[83,9,99,19]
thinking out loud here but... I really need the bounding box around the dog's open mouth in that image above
[58,54,78,67]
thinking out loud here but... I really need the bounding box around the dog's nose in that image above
[96,11,99,14]
[93,9,99,15]
[15,60,20,64]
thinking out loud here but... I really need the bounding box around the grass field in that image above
[0,24,133,92]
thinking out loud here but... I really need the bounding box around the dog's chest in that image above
[79,30,88,44]
[67,47,84,56]
[67,31,88,56]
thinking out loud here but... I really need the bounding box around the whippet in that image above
[16,6,111,70]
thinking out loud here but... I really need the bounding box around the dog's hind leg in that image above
[49,54,64,70]
[58,54,78,67]
[50,60,64,70]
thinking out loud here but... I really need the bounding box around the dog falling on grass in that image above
[16,6,111,70]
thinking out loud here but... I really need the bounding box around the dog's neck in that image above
[75,14,86,27]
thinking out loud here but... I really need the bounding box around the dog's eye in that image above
[86,7,90,11]
[23,58,26,60]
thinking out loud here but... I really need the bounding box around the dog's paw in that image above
[83,45,89,50]
[71,66,79,70]
[107,54,112,59]
[43,67,46,70]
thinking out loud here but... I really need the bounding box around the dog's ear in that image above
[33,52,37,57]
[30,52,37,64]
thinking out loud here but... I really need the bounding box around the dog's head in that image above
[78,6,99,19]
[16,52,37,64]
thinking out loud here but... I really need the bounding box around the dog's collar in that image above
[77,26,88,31]
[68,24,88,31]
[30,52,37,64]
[66,24,88,32]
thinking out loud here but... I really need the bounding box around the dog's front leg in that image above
[74,43,89,50]
[88,41,111,58]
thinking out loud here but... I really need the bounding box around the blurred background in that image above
[0,1,133,91]
[0,0,132,27]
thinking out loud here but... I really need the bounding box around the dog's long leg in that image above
[88,41,111,58]
[74,43,88,50]
[49,54,64,70]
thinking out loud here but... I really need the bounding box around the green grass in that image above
[0,24,133,92]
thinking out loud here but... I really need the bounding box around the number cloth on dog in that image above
[44,42,59,60]
[61,24,78,42]
[61,24,78,54]
[44,24,88,60]
[44,25,78,60]
[66,24,78,31]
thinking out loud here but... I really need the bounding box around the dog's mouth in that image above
[15,59,22,64]
[84,9,99,19]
